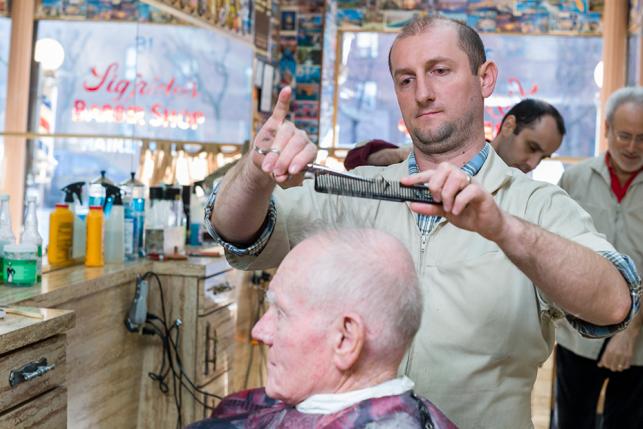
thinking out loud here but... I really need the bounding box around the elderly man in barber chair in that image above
[187,228,456,428]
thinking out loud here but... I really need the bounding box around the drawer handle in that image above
[211,329,218,369]
[206,281,233,295]
[205,323,218,375]
[9,358,56,387]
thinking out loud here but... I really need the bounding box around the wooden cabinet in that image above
[0,385,67,429]
[198,268,237,316]
[0,308,74,428]
[0,257,255,428]
[136,261,243,427]
[196,304,236,387]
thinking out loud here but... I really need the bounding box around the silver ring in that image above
[465,174,472,185]
[254,146,281,156]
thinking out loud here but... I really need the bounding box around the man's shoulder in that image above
[331,390,456,429]
[350,160,409,179]
[502,168,564,201]
[214,387,280,415]
[186,388,284,428]
[559,156,605,193]
[482,146,560,201]
[563,156,601,179]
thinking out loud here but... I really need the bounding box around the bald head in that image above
[284,229,423,360]
[253,228,423,402]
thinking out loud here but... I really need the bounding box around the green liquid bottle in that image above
[21,196,43,282]
[0,194,16,284]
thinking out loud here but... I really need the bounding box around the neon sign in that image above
[72,62,206,130]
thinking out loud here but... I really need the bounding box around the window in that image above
[334,31,603,161]
[0,17,10,160]
[627,35,641,87]
[33,20,253,143]
[27,20,254,247]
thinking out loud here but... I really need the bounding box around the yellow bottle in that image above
[48,203,74,265]
[85,206,104,267]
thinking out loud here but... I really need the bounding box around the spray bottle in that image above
[21,196,43,281]
[0,195,16,283]
[61,182,86,261]
[103,184,125,264]
[120,173,146,260]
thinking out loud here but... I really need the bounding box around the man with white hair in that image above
[188,228,456,428]
[554,86,643,429]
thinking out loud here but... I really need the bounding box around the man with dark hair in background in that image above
[493,98,565,173]
[344,98,565,173]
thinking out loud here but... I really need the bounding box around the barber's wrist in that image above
[486,211,522,246]
[625,323,641,338]
[242,154,276,190]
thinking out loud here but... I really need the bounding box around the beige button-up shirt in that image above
[556,154,643,365]
[224,149,618,429]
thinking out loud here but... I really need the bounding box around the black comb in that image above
[304,164,439,204]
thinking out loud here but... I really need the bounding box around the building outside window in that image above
[334,31,604,183]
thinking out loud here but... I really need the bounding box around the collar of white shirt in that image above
[295,376,415,415]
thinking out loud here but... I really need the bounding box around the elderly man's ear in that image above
[332,314,366,371]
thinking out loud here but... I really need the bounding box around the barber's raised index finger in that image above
[270,86,292,123]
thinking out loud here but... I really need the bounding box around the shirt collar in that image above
[295,376,415,415]
[408,143,491,176]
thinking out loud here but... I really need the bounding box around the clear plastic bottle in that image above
[0,195,16,284]
[21,196,43,281]
[103,184,125,264]
[145,186,165,256]
[62,182,87,261]
[120,173,146,259]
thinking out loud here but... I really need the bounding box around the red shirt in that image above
[605,152,642,203]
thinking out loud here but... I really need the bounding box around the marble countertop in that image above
[0,254,232,307]
[0,307,75,354]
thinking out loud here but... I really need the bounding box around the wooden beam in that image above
[2,0,35,237]
[598,1,629,152]
[140,0,254,48]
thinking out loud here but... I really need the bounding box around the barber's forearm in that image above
[495,214,631,326]
[211,156,275,245]
[627,311,643,334]
[367,148,409,166]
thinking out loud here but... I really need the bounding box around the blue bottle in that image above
[120,173,146,259]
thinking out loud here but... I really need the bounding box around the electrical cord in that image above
[132,272,224,429]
